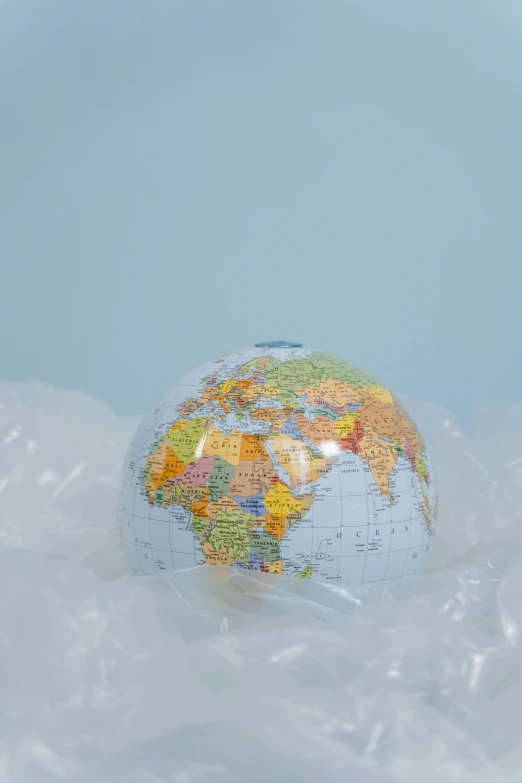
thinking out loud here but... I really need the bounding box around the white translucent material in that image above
[1,380,522,782]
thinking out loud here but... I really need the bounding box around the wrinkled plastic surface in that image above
[1,380,522,782]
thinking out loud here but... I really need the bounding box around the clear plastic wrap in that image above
[1,380,522,782]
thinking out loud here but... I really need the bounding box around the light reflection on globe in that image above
[119,344,437,584]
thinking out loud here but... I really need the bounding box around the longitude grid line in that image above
[386,464,407,577]
[410,475,425,576]
[150,403,171,576]
[132,453,141,574]
[144,449,155,574]
[173,384,199,570]
[395,474,413,564]
[144,390,177,574]
[400,471,415,578]
[307,347,315,571]
[168,458,176,573]
[122,458,137,573]
[187,382,201,569]
[381,462,397,579]
[276,345,287,571]
[165,397,178,557]
[399,411,427,578]
[336,458,344,578]
[360,467,372,583]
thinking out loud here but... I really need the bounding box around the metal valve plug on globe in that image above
[119,343,437,585]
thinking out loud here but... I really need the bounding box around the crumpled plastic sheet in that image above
[1,381,522,783]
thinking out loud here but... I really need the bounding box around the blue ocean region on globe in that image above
[119,344,437,584]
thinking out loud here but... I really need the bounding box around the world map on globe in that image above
[120,344,437,584]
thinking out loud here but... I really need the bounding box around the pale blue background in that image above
[2,0,521,426]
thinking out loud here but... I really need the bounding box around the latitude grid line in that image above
[123,480,392,504]
[123,483,424,562]
[123,535,422,561]
[126,516,423,557]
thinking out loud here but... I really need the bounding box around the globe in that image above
[119,343,437,584]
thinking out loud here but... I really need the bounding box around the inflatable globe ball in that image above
[119,342,436,584]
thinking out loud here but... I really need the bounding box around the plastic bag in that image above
[1,380,522,782]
